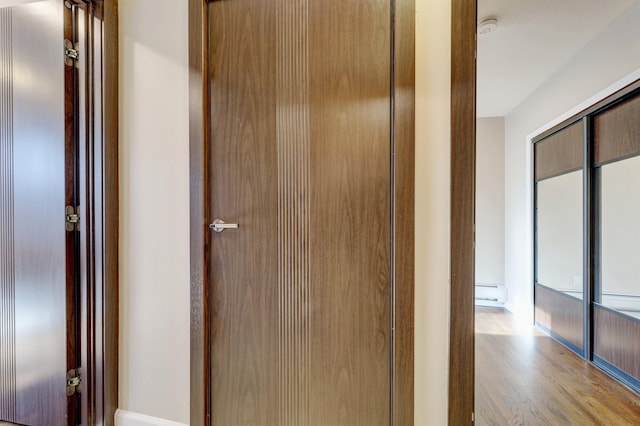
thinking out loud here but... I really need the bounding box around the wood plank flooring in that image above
[476,307,640,425]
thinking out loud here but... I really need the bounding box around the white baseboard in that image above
[115,409,188,426]
[504,301,514,311]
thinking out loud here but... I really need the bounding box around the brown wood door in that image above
[208,1,396,424]
[0,2,78,425]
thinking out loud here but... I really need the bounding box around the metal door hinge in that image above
[64,39,79,67]
[67,368,82,396]
[66,205,80,232]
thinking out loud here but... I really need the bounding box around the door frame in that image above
[449,0,476,425]
[85,1,119,423]
[188,0,415,424]
[68,1,119,424]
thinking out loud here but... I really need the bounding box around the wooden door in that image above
[205,1,412,424]
[0,1,78,425]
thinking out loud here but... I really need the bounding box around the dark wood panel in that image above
[476,307,640,425]
[594,305,640,381]
[534,284,583,350]
[196,1,413,425]
[102,2,119,424]
[594,93,640,165]
[68,2,119,424]
[449,0,476,424]
[188,0,210,424]
[0,8,16,423]
[12,2,68,424]
[63,4,78,425]
[308,1,391,424]
[209,1,279,424]
[393,0,415,424]
[535,121,584,181]
[275,1,312,423]
[77,3,110,425]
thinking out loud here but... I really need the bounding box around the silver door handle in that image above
[210,219,239,233]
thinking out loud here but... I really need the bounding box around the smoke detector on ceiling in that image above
[478,18,498,35]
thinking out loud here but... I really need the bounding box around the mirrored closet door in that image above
[534,85,640,393]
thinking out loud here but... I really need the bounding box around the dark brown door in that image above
[0,2,78,425]
[209,1,394,424]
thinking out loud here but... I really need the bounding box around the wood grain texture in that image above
[594,304,640,382]
[534,284,583,351]
[449,0,476,424]
[196,1,412,424]
[392,0,415,424]
[102,1,119,424]
[308,1,391,424]
[276,1,311,423]
[11,2,68,424]
[535,121,584,181]
[209,1,279,424]
[476,307,640,425]
[188,0,210,425]
[0,8,16,423]
[63,4,79,425]
[594,93,640,165]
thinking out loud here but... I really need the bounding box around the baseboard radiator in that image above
[475,283,507,307]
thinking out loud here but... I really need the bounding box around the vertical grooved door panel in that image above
[209,1,392,424]
[0,8,16,423]
[276,0,311,424]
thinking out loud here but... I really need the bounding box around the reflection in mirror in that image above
[599,155,640,319]
[536,170,583,297]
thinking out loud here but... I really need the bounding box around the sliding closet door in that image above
[592,95,640,390]
[534,121,585,354]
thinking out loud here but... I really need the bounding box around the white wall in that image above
[118,0,452,424]
[415,0,451,423]
[476,118,505,286]
[504,1,640,320]
[119,0,190,424]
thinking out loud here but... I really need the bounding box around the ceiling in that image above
[477,0,638,117]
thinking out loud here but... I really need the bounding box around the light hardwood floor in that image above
[476,307,640,425]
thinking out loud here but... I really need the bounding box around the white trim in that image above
[115,409,188,426]
[527,68,640,141]
[504,301,515,314]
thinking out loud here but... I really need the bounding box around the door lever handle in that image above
[210,219,239,233]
